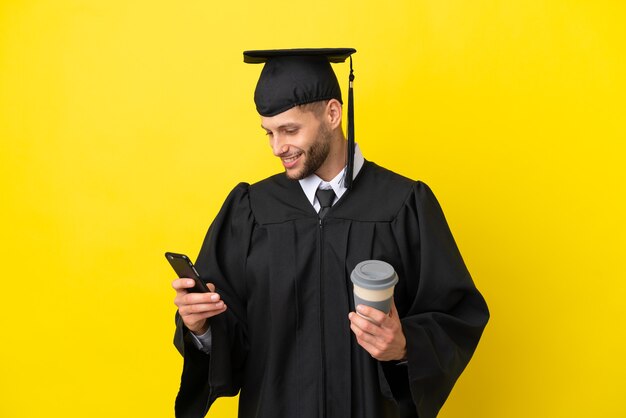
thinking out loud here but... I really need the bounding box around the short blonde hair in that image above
[297,100,329,118]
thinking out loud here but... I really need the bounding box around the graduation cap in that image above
[243,48,357,188]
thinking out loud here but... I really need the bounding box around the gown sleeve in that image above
[173,182,254,418]
[387,181,489,418]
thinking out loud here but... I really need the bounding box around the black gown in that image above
[174,161,489,418]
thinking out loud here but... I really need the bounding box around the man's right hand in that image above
[172,279,227,335]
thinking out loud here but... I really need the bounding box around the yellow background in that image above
[1,1,625,417]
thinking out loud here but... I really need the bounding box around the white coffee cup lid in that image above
[350,260,398,290]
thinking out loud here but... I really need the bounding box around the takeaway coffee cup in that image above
[350,260,398,315]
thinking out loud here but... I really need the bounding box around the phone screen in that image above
[165,252,209,293]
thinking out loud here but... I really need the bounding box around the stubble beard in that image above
[286,122,332,181]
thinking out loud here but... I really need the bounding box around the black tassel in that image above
[345,55,355,189]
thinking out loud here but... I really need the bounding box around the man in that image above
[172,48,489,418]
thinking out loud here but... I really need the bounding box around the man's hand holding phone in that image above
[166,252,227,335]
[172,279,227,335]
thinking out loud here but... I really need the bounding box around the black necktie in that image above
[316,188,336,220]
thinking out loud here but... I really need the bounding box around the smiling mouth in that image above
[282,152,303,164]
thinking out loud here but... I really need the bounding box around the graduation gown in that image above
[174,161,489,418]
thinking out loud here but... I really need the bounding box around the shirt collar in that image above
[299,143,365,208]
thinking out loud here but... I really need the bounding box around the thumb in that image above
[389,298,399,318]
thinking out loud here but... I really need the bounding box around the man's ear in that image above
[326,99,343,130]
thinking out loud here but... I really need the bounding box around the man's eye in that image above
[285,129,298,135]
[265,131,273,136]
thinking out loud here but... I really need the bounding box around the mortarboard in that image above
[243,48,357,188]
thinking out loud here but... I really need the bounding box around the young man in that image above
[171,49,489,418]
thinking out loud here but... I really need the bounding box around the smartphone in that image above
[165,252,210,293]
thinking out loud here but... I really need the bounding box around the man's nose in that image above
[271,136,288,156]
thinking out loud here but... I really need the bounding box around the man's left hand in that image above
[348,300,407,361]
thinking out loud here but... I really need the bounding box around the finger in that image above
[179,300,225,315]
[184,291,222,304]
[390,299,400,319]
[350,312,396,346]
[349,321,379,346]
[350,317,393,348]
[348,312,379,336]
[380,301,402,331]
[356,305,388,325]
[350,324,385,359]
[172,278,197,291]
[350,315,395,352]
[182,306,227,325]
[174,292,220,310]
